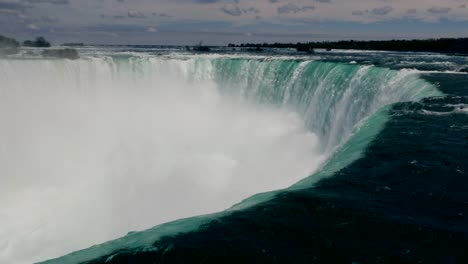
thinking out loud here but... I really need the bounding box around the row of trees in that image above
[0,35,20,48]
[0,35,51,48]
[22,36,51,47]
[230,38,468,54]
[0,35,20,55]
[1,35,80,59]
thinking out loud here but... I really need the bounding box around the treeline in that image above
[1,35,79,59]
[0,35,51,48]
[230,38,468,54]
[0,35,20,48]
[0,35,20,55]
[23,37,51,47]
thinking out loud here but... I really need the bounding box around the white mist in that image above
[0,57,323,264]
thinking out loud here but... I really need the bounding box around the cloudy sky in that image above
[1,0,468,45]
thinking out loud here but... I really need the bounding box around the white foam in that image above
[421,104,468,115]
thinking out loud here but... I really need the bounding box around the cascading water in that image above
[0,54,439,264]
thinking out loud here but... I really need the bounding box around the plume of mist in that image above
[0,57,322,264]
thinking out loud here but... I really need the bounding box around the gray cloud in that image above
[0,2,28,13]
[25,0,69,4]
[27,23,39,29]
[1,0,468,46]
[352,10,365,16]
[127,10,146,18]
[269,0,330,4]
[352,6,394,17]
[0,0,69,16]
[371,6,393,15]
[221,4,242,16]
[243,7,259,14]
[153,12,172,18]
[193,0,239,3]
[220,4,258,16]
[194,0,220,3]
[84,23,151,33]
[427,6,451,14]
[277,3,315,14]
[41,15,59,23]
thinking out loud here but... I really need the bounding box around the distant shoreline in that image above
[3,34,468,56]
[230,38,468,55]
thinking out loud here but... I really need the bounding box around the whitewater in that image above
[0,50,440,264]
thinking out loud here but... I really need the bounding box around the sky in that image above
[1,0,468,45]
